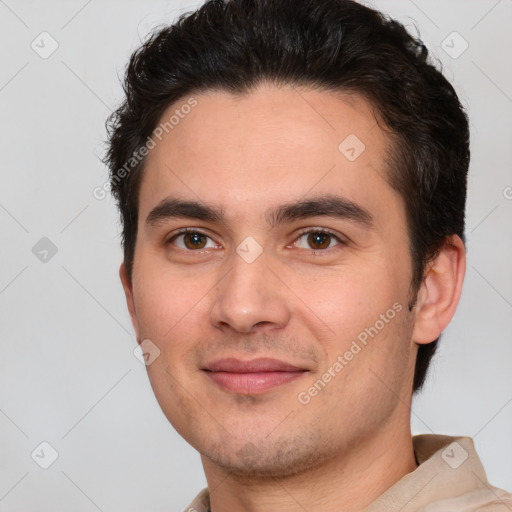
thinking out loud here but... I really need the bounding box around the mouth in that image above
[202,357,308,395]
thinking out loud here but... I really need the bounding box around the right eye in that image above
[167,229,219,251]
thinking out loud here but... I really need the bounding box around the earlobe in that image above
[412,235,466,345]
[119,262,140,341]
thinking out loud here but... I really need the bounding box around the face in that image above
[121,84,420,477]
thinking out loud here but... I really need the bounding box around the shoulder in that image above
[418,485,512,512]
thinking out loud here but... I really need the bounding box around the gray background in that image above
[1,0,511,510]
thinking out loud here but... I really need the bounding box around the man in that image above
[104,0,512,510]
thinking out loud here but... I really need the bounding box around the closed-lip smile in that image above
[203,357,308,394]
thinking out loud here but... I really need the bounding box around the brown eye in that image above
[170,231,216,250]
[307,232,332,250]
[294,230,343,251]
[183,232,207,249]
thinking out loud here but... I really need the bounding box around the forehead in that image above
[138,84,395,225]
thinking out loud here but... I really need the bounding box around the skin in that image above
[120,83,466,511]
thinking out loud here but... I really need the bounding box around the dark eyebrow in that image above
[146,198,224,227]
[145,194,373,229]
[265,194,373,229]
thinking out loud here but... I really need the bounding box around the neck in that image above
[201,421,418,512]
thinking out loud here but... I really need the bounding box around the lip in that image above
[203,357,307,395]
[205,357,305,373]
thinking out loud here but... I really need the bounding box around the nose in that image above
[209,250,291,334]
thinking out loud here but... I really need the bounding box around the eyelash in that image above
[166,227,346,255]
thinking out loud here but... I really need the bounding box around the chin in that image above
[201,437,330,480]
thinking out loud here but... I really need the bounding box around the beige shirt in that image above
[184,434,512,512]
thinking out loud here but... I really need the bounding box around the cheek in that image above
[305,301,413,422]
[297,263,401,337]
[301,261,413,391]
[132,257,205,340]
[133,266,207,432]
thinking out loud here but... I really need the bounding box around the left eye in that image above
[171,231,217,250]
[294,231,342,251]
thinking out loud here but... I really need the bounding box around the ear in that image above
[119,262,141,343]
[412,235,466,344]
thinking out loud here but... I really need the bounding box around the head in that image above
[105,0,468,477]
